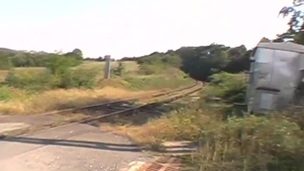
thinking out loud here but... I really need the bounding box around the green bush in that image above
[0,56,12,70]
[190,115,304,171]
[5,69,54,91]
[45,54,82,75]
[138,64,164,75]
[147,84,303,171]
[0,86,12,101]
[157,102,304,171]
[206,72,246,103]
[59,67,99,89]
[112,62,125,76]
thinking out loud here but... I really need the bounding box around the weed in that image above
[0,87,157,114]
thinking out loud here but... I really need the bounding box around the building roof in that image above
[257,42,304,53]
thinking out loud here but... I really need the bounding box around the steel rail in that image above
[36,81,200,116]
[79,82,202,123]
[0,82,202,138]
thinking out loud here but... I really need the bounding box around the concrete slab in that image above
[0,123,30,136]
[161,141,197,156]
[0,123,151,171]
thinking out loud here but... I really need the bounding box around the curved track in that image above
[65,82,202,124]
[33,81,202,127]
[0,82,203,171]
[37,82,200,116]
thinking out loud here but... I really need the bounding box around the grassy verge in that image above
[0,86,157,115]
[103,73,304,171]
[105,99,304,171]
[0,61,194,115]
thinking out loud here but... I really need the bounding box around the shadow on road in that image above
[0,136,195,154]
[0,136,142,152]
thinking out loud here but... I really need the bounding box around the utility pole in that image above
[104,55,111,79]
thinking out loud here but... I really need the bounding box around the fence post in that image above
[104,55,111,79]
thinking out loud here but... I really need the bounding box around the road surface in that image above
[0,123,152,171]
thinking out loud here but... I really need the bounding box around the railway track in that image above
[37,82,200,117]
[0,82,202,171]
[1,82,202,137]
[79,82,202,124]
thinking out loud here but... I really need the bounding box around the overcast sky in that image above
[0,0,293,58]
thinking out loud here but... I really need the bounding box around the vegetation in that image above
[105,3,304,169]
[108,72,303,171]
[0,87,157,115]
[205,72,247,103]
[5,68,54,91]
[134,44,250,82]
[0,47,194,114]
[1,1,304,170]
[275,0,304,44]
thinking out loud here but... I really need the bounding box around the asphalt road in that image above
[0,123,151,171]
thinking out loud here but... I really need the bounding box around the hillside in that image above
[0,47,17,53]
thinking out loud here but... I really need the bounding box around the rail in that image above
[37,81,200,116]
[1,81,202,136]
[80,82,202,123]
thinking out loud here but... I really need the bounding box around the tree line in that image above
[0,48,83,70]
[128,44,251,82]
[1,0,303,83]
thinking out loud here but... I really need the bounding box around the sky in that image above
[0,0,294,59]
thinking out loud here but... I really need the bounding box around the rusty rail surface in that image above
[36,81,201,117]
[1,81,202,137]
[80,82,202,123]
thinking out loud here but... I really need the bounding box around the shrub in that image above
[189,115,304,171]
[0,52,13,70]
[138,64,163,75]
[59,67,99,89]
[119,97,304,171]
[112,62,125,76]
[45,54,82,75]
[5,69,54,91]
[206,72,246,103]
[0,86,12,101]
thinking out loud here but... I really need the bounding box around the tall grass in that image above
[108,100,304,171]
[104,72,304,171]
[0,61,194,115]
[0,86,157,115]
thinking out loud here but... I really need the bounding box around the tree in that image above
[72,48,83,59]
[0,52,13,70]
[45,54,81,75]
[259,37,271,43]
[64,48,83,60]
[277,1,304,44]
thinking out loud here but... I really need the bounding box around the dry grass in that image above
[56,61,140,86]
[78,61,139,72]
[50,112,89,127]
[78,61,140,82]
[102,117,175,149]
[101,108,209,150]
[0,86,158,115]
[0,70,8,83]
[103,105,304,171]
[0,61,139,83]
